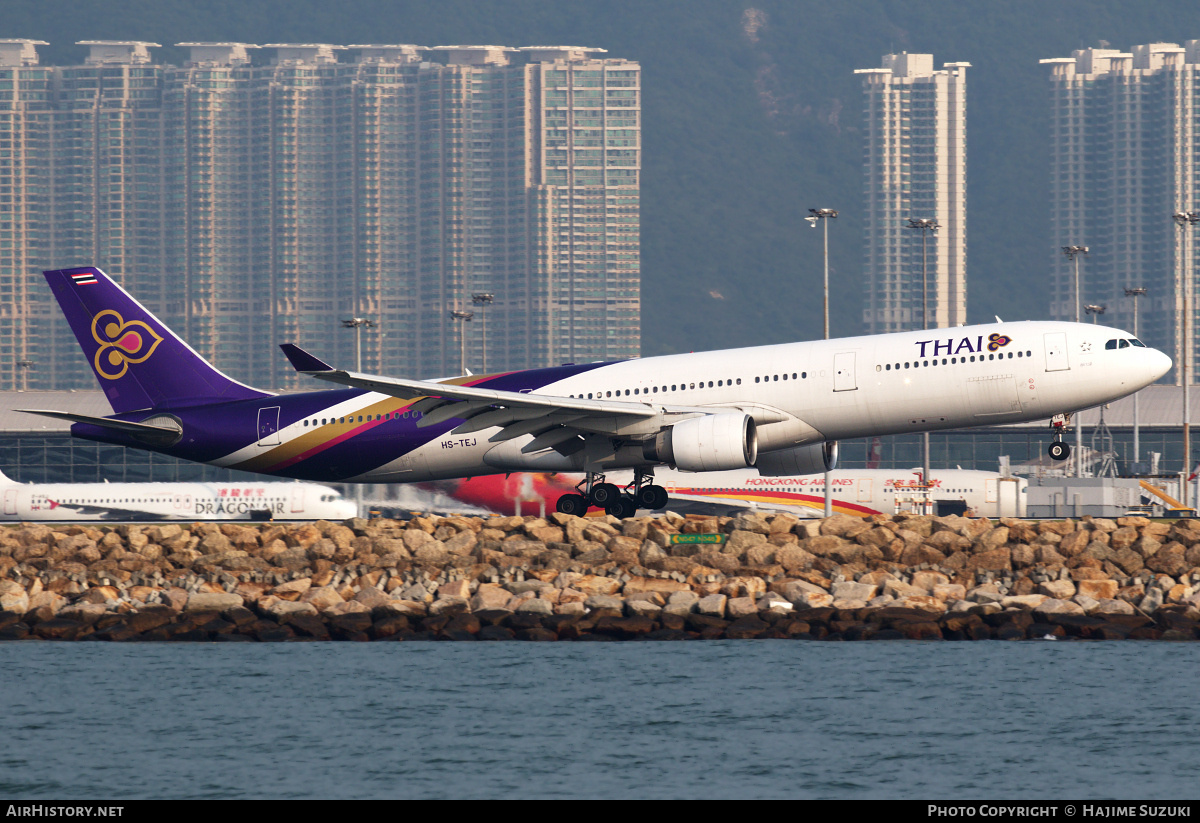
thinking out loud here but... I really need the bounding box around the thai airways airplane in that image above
[0,467,356,522]
[439,468,1028,519]
[19,266,1169,519]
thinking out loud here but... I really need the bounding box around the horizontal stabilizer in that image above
[15,409,181,436]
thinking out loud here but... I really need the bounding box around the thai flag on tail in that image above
[70,271,98,285]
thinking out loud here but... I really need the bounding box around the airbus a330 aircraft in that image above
[20,267,1170,519]
[440,468,1029,519]
[0,468,356,522]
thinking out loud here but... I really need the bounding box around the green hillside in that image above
[7,0,1200,356]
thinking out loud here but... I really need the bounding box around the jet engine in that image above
[642,414,758,472]
[755,441,838,476]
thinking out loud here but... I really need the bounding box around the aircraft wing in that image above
[280,343,713,441]
[37,500,176,521]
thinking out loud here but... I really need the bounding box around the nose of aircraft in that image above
[1143,347,1173,386]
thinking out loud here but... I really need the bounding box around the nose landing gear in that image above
[1048,413,1072,461]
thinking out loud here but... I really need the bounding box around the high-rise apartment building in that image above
[0,40,640,391]
[856,53,969,334]
[1042,42,1200,384]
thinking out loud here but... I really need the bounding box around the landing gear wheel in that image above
[556,493,590,516]
[606,496,638,519]
[590,482,621,507]
[1048,441,1071,461]
[636,484,669,510]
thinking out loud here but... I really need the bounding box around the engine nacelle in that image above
[643,414,758,472]
[755,441,838,476]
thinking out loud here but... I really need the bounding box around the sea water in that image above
[1,640,1197,799]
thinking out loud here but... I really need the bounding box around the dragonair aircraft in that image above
[0,467,356,522]
[19,266,1170,519]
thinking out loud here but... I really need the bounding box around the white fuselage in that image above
[605,467,1027,518]
[331,319,1168,482]
[0,478,357,522]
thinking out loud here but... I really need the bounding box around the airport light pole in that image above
[341,317,375,373]
[16,359,33,391]
[450,309,474,375]
[1125,287,1147,468]
[907,218,939,503]
[471,293,494,373]
[1063,245,1089,478]
[341,317,374,518]
[807,208,838,516]
[1173,211,1200,507]
[807,208,838,339]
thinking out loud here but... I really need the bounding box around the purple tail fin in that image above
[44,267,271,413]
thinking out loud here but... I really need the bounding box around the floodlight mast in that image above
[1125,287,1147,466]
[809,207,837,516]
[1063,245,1089,477]
[907,217,940,506]
[1173,211,1200,506]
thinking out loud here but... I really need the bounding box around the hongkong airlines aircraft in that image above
[19,267,1169,519]
[441,468,1029,519]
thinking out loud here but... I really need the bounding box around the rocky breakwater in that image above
[2,512,1200,641]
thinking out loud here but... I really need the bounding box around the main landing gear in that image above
[1048,413,1072,461]
[555,469,669,518]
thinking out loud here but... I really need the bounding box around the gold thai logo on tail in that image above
[91,310,163,380]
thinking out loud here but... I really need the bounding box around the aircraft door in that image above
[257,406,281,446]
[857,478,873,502]
[3,489,16,516]
[833,352,857,392]
[290,484,305,513]
[1044,333,1069,372]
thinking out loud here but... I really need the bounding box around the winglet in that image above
[280,343,335,373]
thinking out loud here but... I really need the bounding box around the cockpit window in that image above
[1130,338,1146,347]
[1119,339,1129,348]
[1105,339,1118,350]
